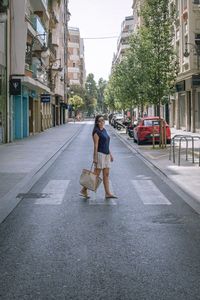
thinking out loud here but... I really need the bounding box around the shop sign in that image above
[175,81,185,92]
[9,78,21,95]
[41,94,51,103]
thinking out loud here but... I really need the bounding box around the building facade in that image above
[0,0,70,143]
[0,0,9,143]
[132,0,144,32]
[67,27,86,87]
[112,16,134,66]
[171,0,200,132]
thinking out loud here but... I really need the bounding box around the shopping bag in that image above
[79,164,102,192]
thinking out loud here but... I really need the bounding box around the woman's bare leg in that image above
[103,168,111,196]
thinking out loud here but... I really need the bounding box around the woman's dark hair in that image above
[92,114,104,135]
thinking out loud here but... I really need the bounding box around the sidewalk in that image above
[0,123,83,223]
[112,126,200,212]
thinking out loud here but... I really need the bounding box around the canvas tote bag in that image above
[80,163,102,192]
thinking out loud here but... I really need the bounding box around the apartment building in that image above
[112,16,134,67]
[1,0,70,142]
[172,0,200,132]
[67,27,86,87]
[132,0,144,31]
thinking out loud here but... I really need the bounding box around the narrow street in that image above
[0,121,200,300]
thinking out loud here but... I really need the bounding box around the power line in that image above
[83,36,118,40]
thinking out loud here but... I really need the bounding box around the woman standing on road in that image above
[80,115,117,199]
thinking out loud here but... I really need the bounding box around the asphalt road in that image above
[0,121,200,300]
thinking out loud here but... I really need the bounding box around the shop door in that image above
[52,105,55,126]
[23,97,28,137]
[188,92,191,132]
[29,97,33,135]
[0,110,3,143]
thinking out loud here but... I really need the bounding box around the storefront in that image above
[175,80,186,130]
[12,84,42,140]
[175,76,200,133]
[41,93,52,130]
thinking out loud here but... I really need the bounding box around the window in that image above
[143,120,160,126]
[195,33,200,46]
[73,62,75,67]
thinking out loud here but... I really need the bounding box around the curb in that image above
[110,126,200,214]
[0,124,84,224]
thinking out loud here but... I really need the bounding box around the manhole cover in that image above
[17,193,49,199]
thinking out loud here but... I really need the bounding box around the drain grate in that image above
[16,193,49,199]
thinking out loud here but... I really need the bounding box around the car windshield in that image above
[143,120,160,126]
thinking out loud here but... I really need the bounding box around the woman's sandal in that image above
[105,194,118,199]
[79,191,90,199]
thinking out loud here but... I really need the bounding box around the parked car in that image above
[133,117,171,145]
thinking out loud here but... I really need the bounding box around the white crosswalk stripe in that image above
[34,180,70,205]
[131,179,171,205]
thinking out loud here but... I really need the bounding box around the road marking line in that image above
[131,179,171,205]
[35,180,70,205]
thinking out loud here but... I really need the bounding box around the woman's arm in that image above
[93,133,99,164]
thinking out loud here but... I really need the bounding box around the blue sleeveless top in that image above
[93,128,110,155]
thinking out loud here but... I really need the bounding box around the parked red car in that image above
[133,117,171,145]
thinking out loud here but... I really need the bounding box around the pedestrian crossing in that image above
[32,178,171,206]
[131,179,171,205]
[34,180,70,205]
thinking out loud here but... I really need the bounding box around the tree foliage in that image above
[107,0,178,117]
[97,78,107,113]
[69,95,84,116]
[85,73,98,116]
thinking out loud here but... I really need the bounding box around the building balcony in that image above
[29,15,47,42]
[68,67,80,73]
[32,61,49,87]
[29,0,49,18]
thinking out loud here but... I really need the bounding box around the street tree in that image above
[85,73,98,116]
[69,95,84,117]
[140,0,178,116]
[97,78,107,113]
[104,76,121,112]
[69,84,86,102]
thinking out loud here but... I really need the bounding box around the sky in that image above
[68,0,133,82]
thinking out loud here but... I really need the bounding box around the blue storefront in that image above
[12,87,39,140]
[12,87,29,139]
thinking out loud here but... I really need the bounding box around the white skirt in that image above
[97,152,111,169]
